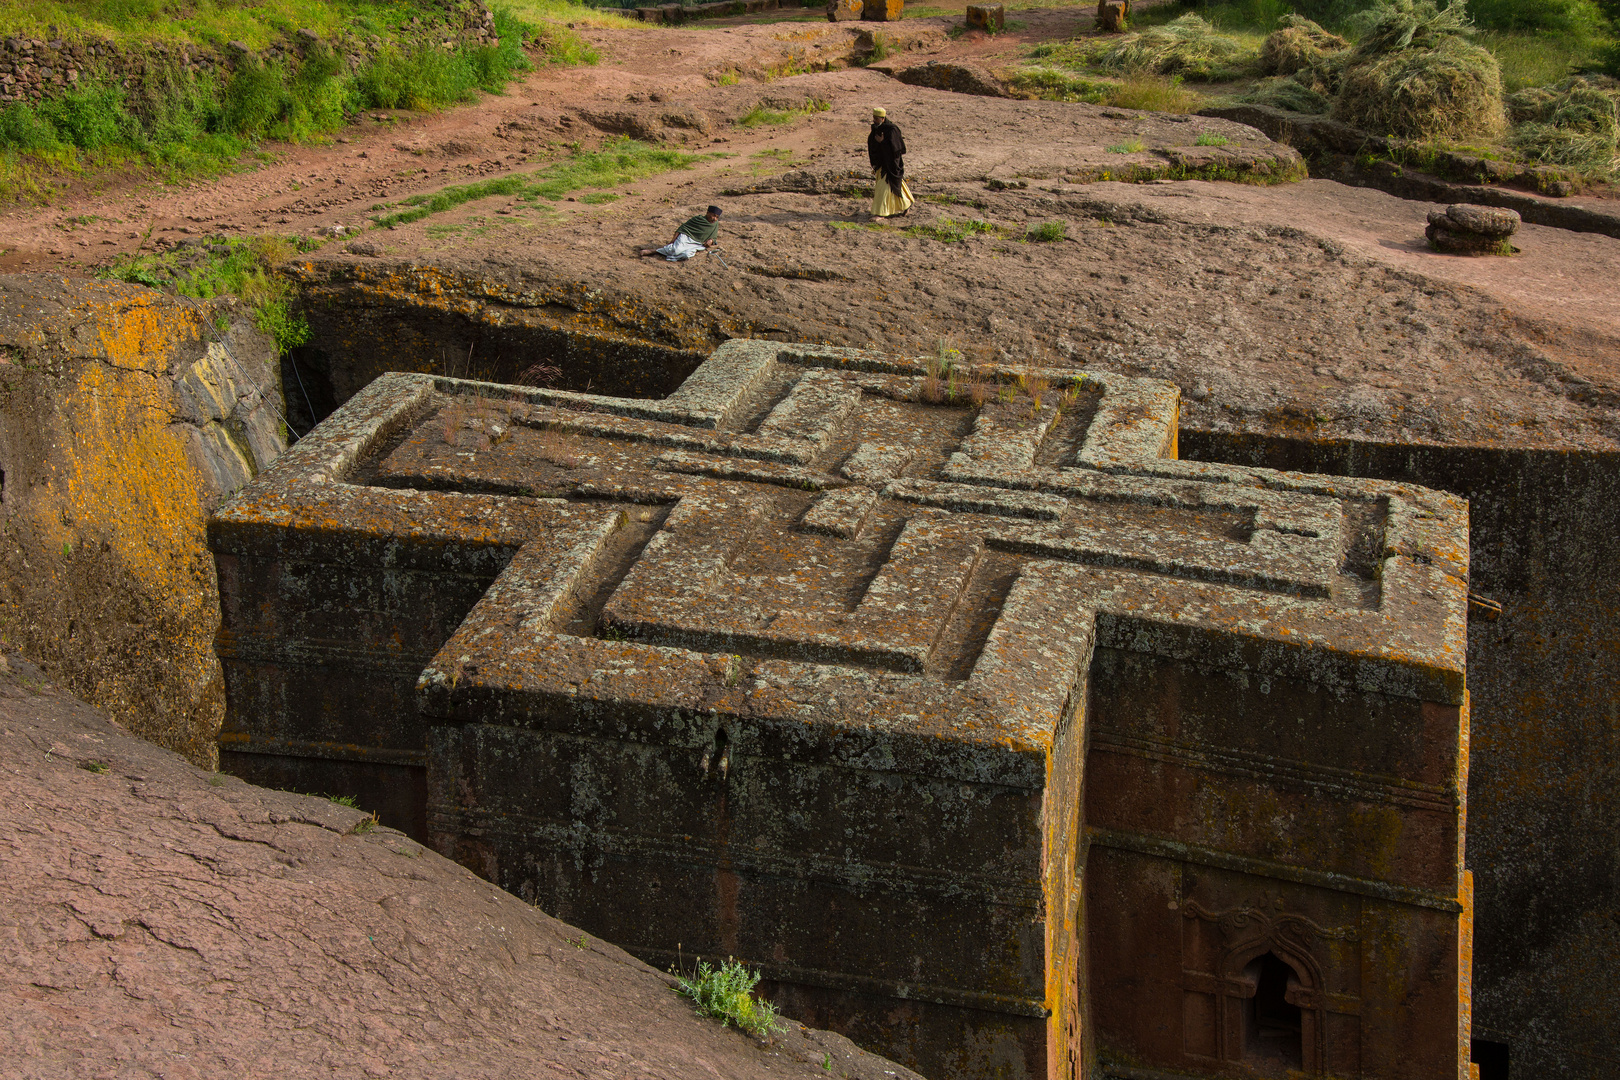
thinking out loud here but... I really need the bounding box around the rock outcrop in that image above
[0,653,920,1080]
[1426,202,1521,254]
[0,274,285,766]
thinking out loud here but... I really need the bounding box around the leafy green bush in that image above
[675,959,779,1037]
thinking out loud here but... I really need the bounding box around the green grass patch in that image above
[736,98,831,127]
[1195,132,1232,146]
[676,958,780,1037]
[579,191,620,204]
[1477,29,1608,91]
[101,234,315,354]
[906,217,997,242]
[0,4,556,203]
[1025,220,1067,241]
[1107,137,1148,153]
[375,138,704,227]
[830,219,886,231]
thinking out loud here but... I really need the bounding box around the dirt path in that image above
[0,650,922,1080]
[0,9,1614,449]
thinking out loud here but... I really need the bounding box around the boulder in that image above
[966,3,1005,31]
[1096,0,1129,33]
[827,0,862,20]
[1425,204,1520,255]
[862,0,904,19]
[894,59,1010,98]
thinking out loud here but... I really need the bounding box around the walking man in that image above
[868,108,913,218]
[640,205,723,260]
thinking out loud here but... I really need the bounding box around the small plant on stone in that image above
[209,773,227,787]
[1194,133,1231,147]
[1107,138,1147,154]
[1025,221,1067,242]
[329,794,360,808]
[80,760,110,774]
[676,957,781,1037]
[351,814,379,835]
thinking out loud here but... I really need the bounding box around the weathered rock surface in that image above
[1426,203,1520,254]
[0,275,285,767]
[827,0,863,23]
[0,652,923,1080]
[965,4,1005,32]
[892,60,1009,98]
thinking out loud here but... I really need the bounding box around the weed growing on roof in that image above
[676,958,781,1037]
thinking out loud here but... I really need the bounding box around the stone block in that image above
[212,340,1472,1080]
[966,3,1005,31]
[862,0,904,20]
[827,0,863,20]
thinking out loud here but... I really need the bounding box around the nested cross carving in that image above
[217,339,1465,743]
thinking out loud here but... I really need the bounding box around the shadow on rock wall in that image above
[0,275,286,766]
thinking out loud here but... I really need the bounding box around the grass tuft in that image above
[676,958,781,1037]
[1025,220,1068,241]
[1195,132,1232,145]
[375,139,704,227]
[1107,137,1148,153]
[906,217,997,242]
[736,98,832,127]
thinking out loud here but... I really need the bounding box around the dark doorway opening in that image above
[1472,1038,1510,1080]
[1245,952,1303,1071]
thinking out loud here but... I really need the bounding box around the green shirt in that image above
[676,215,718,244]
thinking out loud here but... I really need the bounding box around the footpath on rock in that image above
[2,9,1610,450]
[0,649,922,1080]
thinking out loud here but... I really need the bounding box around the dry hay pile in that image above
[1245,15,1349,114]
[1507,75,1620,176]
[1331,0,1505,141]
[1073,14,1258,81]
[1259,15,1349,78]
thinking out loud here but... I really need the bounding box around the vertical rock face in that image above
[211,340,1472,1080]
[0,275,285,765]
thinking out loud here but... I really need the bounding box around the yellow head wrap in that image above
[872,108,887,119]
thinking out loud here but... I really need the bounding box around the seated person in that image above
[640,205,723,261]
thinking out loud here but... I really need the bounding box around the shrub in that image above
[676,959,780,1037]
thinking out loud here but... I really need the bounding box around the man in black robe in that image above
[867,108,913,218]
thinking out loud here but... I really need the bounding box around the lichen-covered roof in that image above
[212,340,1468,789]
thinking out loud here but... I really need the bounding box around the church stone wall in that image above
[209,340,1470,1080]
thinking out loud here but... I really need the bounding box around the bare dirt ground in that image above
[0,8,1615,451]
[0,648,924,1080]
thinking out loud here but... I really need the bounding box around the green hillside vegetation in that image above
[1018,0,1620,181]
[0,2,626,201]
